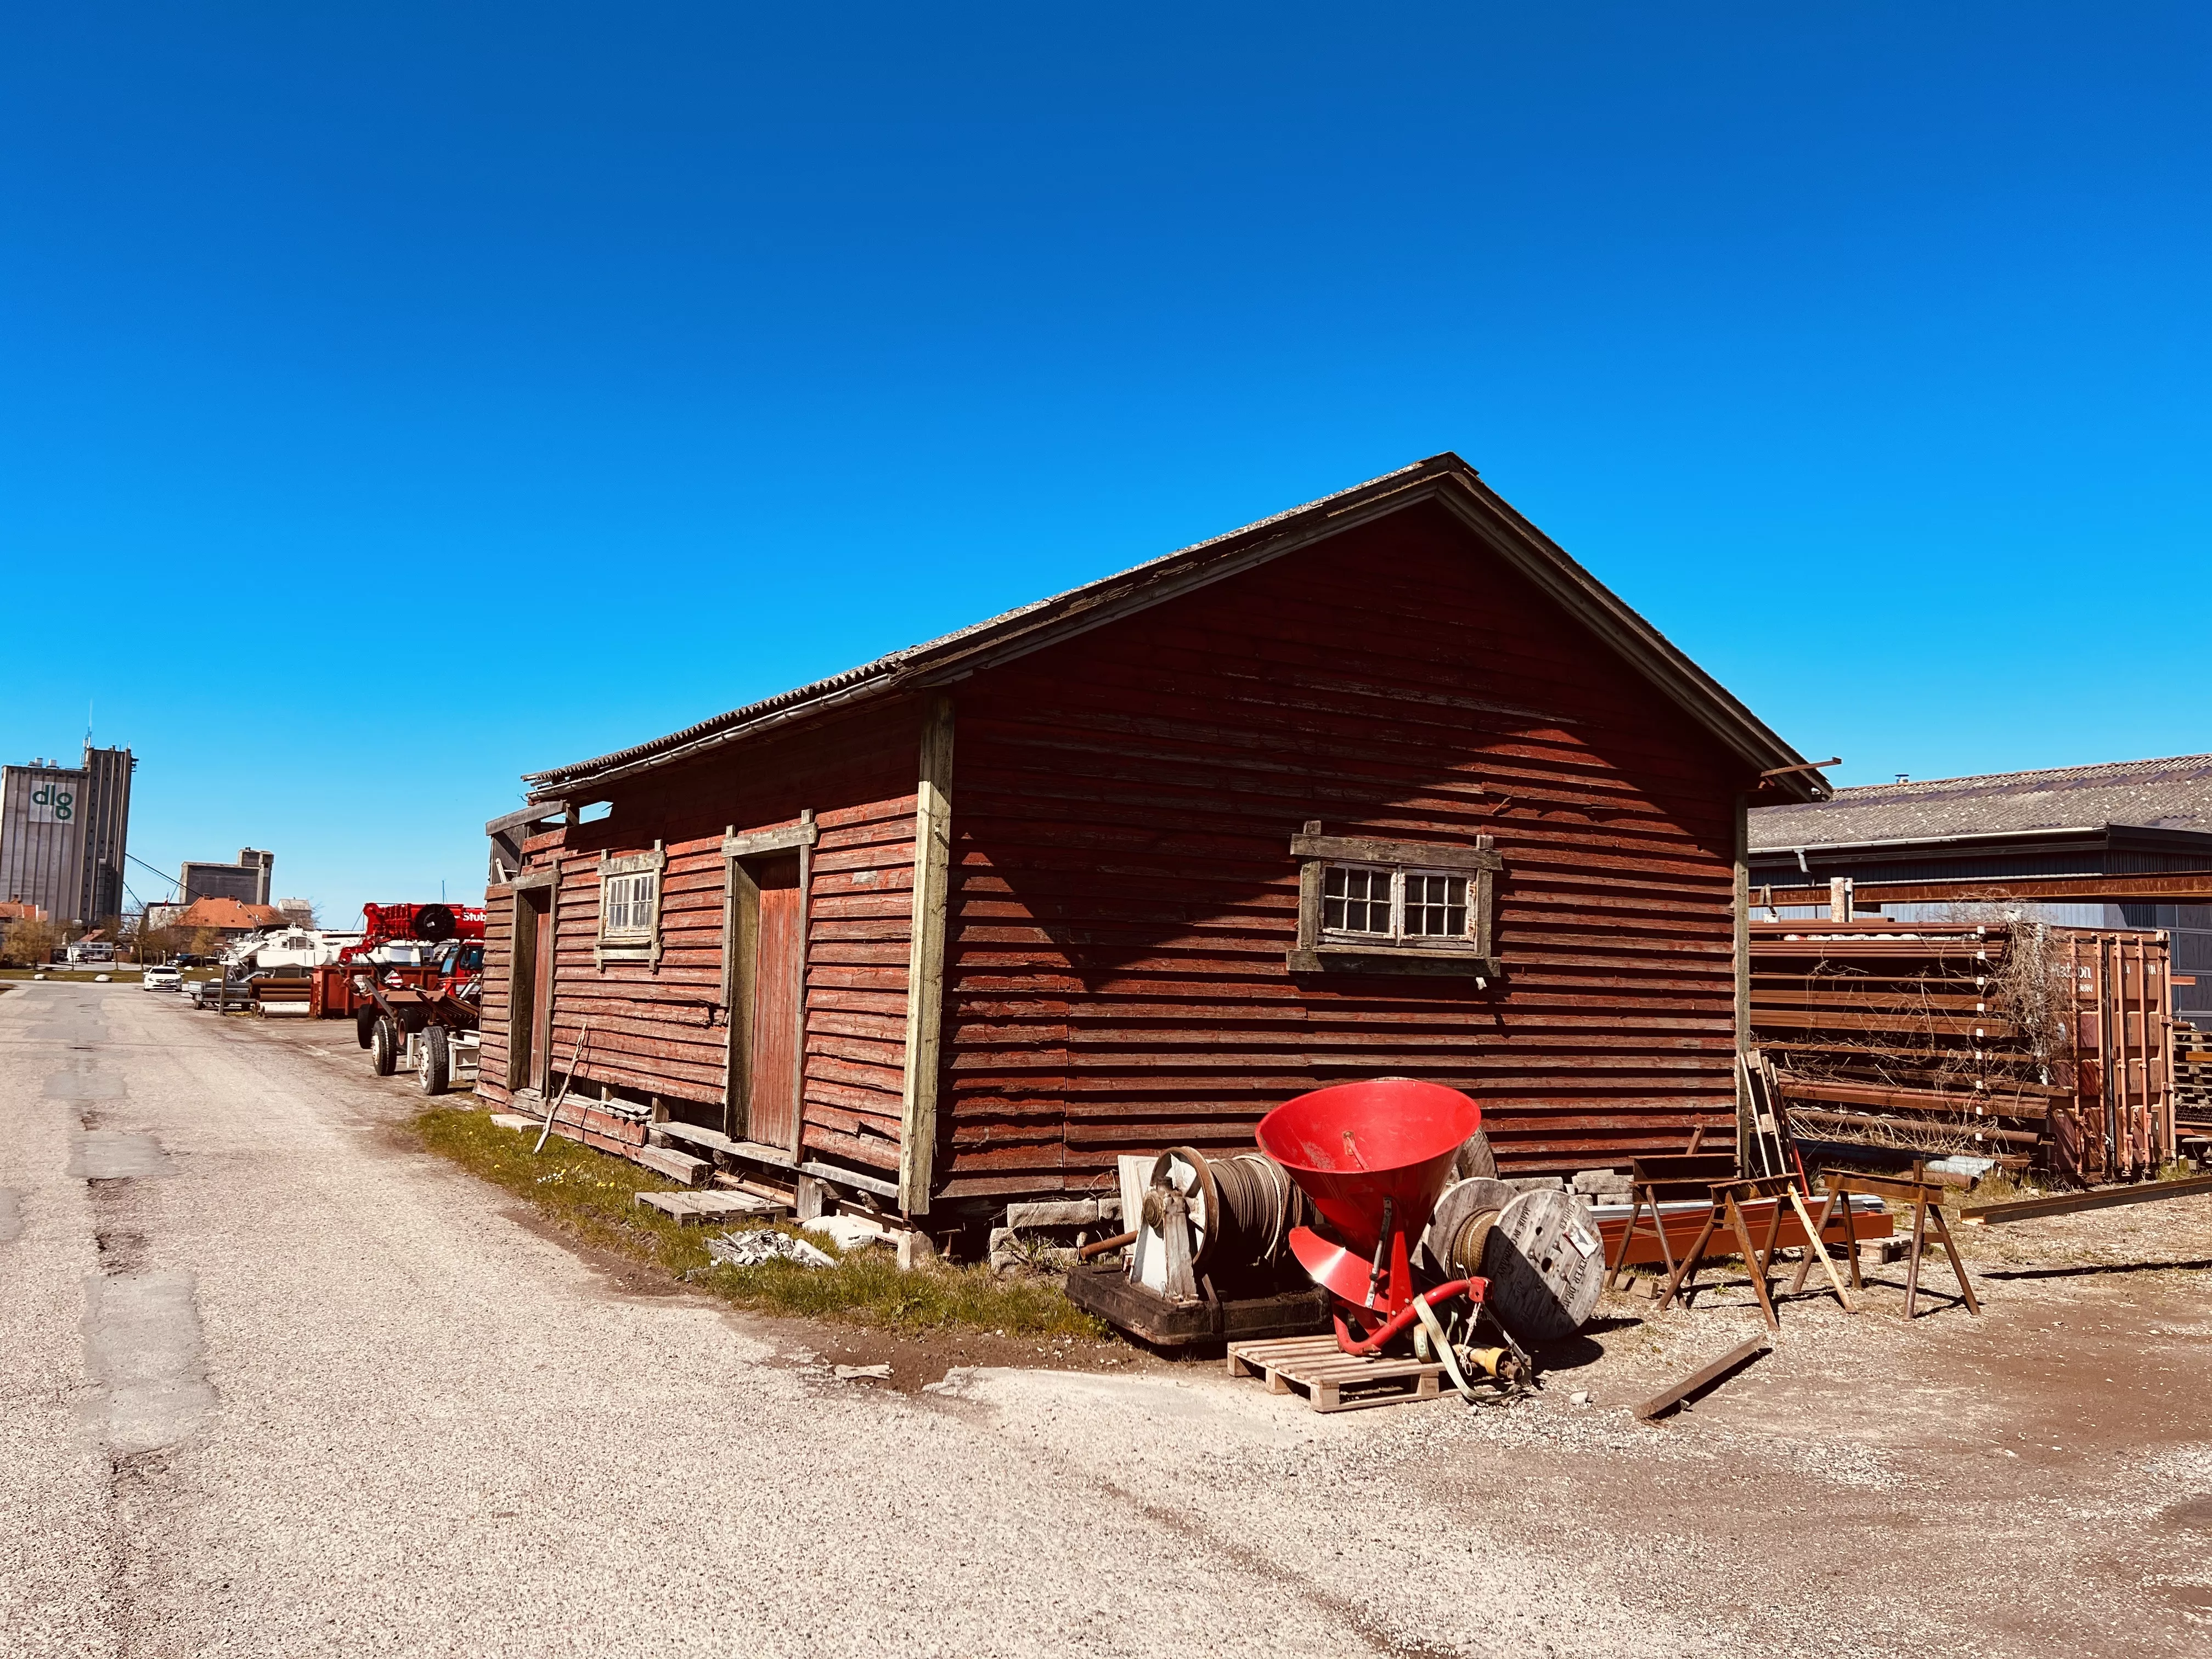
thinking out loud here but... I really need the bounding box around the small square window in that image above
[1403,872,1468,939]
[602,870,656,937]
[1289,827,1499,978]
[595,845,666,968]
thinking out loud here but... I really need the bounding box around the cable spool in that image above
[1449,1131,1498,1182]
[1419,1180,1606,1344]
[1420,1177,1515,1278]
[1148,1147,1301,1273]
[1484,1189,1607,1343]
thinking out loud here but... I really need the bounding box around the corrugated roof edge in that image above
[523,453,1825,803]
[1775,752,2212,804]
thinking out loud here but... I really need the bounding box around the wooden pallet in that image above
[1225,1335,1443,1413]
[634,1189,789,1226]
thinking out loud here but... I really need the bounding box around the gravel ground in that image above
[5,980,2209,1657]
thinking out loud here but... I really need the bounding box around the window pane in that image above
[1404,872,1469,938]
[1323,865,1391,934]
[607,872,652,934]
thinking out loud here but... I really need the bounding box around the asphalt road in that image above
[9,981,2208,1658]
[1,981,1654,1659]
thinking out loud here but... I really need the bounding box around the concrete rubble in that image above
[1573,1169,1634,1199]
[706,1229,834,1269]
[802,1212,893,1251]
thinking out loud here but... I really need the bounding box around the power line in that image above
[125,851,190,901]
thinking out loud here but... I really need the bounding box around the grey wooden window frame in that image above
[1287,826,1501,979]
[596,843,666,970]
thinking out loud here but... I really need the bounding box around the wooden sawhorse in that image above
[1607,1152,1739,1293]
[1798,1170,1979,1320]
[1661,1173,1856,1329]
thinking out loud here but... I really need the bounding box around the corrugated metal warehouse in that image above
[476,455,1826,1221]
[1748,754,2212,1025]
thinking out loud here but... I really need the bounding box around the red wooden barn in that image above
[476,455,1826,1229]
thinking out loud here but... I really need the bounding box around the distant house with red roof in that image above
[172,897,285,940]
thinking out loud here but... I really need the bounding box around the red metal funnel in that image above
[1257,1080,1481,1317]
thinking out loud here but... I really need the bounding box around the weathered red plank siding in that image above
[479,703,920,1173]
[799,795,915,1172]
[939,501,1743,1197]
[538,833,729,1112]
[476,888,515,1104]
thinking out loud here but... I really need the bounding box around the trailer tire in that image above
[355,1007,377,1049]
[370,1017,398,1076]
[419,1025,450,1096]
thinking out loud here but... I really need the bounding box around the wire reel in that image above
[1420,1178,1606,1345]
[1148,1146,1299,1270]
[1134,1146,1303,1299]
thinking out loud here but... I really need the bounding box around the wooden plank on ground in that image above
[1961,1174,2212,1224]
[657,1120,743,1156]
[1634,1338,1768,1422]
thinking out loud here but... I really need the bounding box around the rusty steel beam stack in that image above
[1748,921,2175,1185]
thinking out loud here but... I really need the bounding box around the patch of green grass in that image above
[411,1105,1105,1340]
[1965,1166,2037,1205]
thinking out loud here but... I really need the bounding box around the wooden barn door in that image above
[748,861,805,1148]
[509,886,556,1093]
[726,854,805,1152]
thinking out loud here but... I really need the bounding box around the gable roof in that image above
[173,897,285,932]
[1750,753,2212,851]
[525,453,1825,802]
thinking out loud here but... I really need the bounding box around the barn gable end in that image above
[938,498,1748,1199]
[478,456,1820,1216]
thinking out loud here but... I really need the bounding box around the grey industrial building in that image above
[0,743,135,926]
[1749,753,2212,1025]
[179,848,275,907]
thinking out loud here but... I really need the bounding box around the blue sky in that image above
[3,5,2206,924]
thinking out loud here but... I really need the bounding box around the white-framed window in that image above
[1322,864,1474,945]
[1290,825,1499,979]
[596,844,666,969]
[601,870,656,938]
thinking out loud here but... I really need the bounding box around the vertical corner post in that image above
[1732,793,1752,1176]
[899,694,956,1215]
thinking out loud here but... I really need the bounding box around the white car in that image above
[141,966,182,992]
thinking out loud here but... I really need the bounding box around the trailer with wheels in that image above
[321,902,488,1020]
[403,1019,482,1096]
[357,937,484,1096]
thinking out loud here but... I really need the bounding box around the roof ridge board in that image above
[1431,475,1818,792]
[521,451,1822,803]
[522,455,1463,791]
